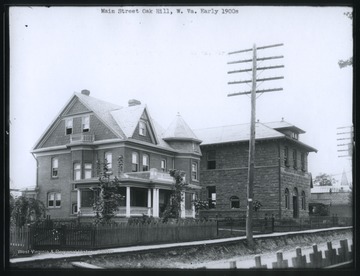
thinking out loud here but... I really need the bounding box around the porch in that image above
[74,169,198,219]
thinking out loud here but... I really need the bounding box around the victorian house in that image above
[31,90,201,220]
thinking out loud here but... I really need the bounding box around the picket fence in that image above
[12,220,217,252]
[10,226,31,256]
[248,239,353,269]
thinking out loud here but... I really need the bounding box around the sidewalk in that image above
[10,226,352,265]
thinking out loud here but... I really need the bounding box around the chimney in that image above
[128,99,141,107]
[81,89,90,96]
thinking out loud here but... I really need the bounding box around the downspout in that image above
[277,141,282,219]
[31,152,39,199]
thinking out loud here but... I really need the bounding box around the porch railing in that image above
[70,133,95,143]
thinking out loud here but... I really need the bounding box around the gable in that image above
[63,98,91,116]
[131,110,157,144]
[33,95,120,150]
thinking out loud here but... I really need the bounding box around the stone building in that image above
[194,121,317,219]
[30,90,201,220]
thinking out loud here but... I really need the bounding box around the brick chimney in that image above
[81,89,90,96]
[128,99,141,107]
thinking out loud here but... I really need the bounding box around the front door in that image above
[293,196,298,218]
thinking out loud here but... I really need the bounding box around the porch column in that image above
[147,188,152,217]
[180,191,185,218]
[192,193,196,218]
[77,188,81,215]
[153,188,159,218]
[126,186,131,217]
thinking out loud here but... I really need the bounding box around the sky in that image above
[9,6,353,190]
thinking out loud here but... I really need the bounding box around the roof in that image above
[75,92,126,138]
[263,120,305,134]
[163,113,201,142]
[110,104,146,138]
[194,122,284,145]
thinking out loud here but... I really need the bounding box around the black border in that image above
[2,1,358,276]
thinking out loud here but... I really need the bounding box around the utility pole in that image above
[227,43,284,247]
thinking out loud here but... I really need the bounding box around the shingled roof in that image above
[163,113,201,142]
[194,122,285,145]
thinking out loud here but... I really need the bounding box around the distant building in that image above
[194,120,317,219]
[309,183,352,218]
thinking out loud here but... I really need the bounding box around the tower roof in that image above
[163,113,201,142]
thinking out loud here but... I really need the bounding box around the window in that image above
[82,116,90,132]
[142,154,149,171]
[48,192,61,208]
[84,163,92,179]
[161,159,167,172]
[51,158,59,178]
[105,152,112,170]
[293,150,297,169]
[207,186,216,209]
[74,163,81,180]
[285,188,290,209]
[301,153,306,171]
[65,118,73,135]
[284,147,289,167]
[139,121,146,136]
[292,132,299,140]
[207,150,216,169]
[185,193,193,210]
[230,196,240,209]
[81,189,99,208]
[191,162,198,181]
[72,203,78,214]
[132,152,139,172]
[301,191,306,210]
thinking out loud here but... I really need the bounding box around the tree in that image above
[313,173,337,186]
[93,160,125,225]
[161,169,188,222]
[11,196,46,227]
[338,11,353,69]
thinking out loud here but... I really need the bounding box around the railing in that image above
[27,220,217,251]
[217,216,352,237]
[124,168,174,183]
[70,133,94,143]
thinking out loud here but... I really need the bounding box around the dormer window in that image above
[139,121,146,136]
[82,116,90,132]
[292,132,299,140]
[65,118,73,135]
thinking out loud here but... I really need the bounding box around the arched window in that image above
[301,191,306,210]
[132,152,139,172]
[142,154,149,171]
[230,196,240,209]
[285,188,290,209]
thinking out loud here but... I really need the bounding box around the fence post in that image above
[309,244,323,268]
[253,255,267,268]
[229,261,237,269]
[60,225,66,248]
[292,247,307,268]
[272,251,288,268]
[338,239,350,262]
[324,241,337,266]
